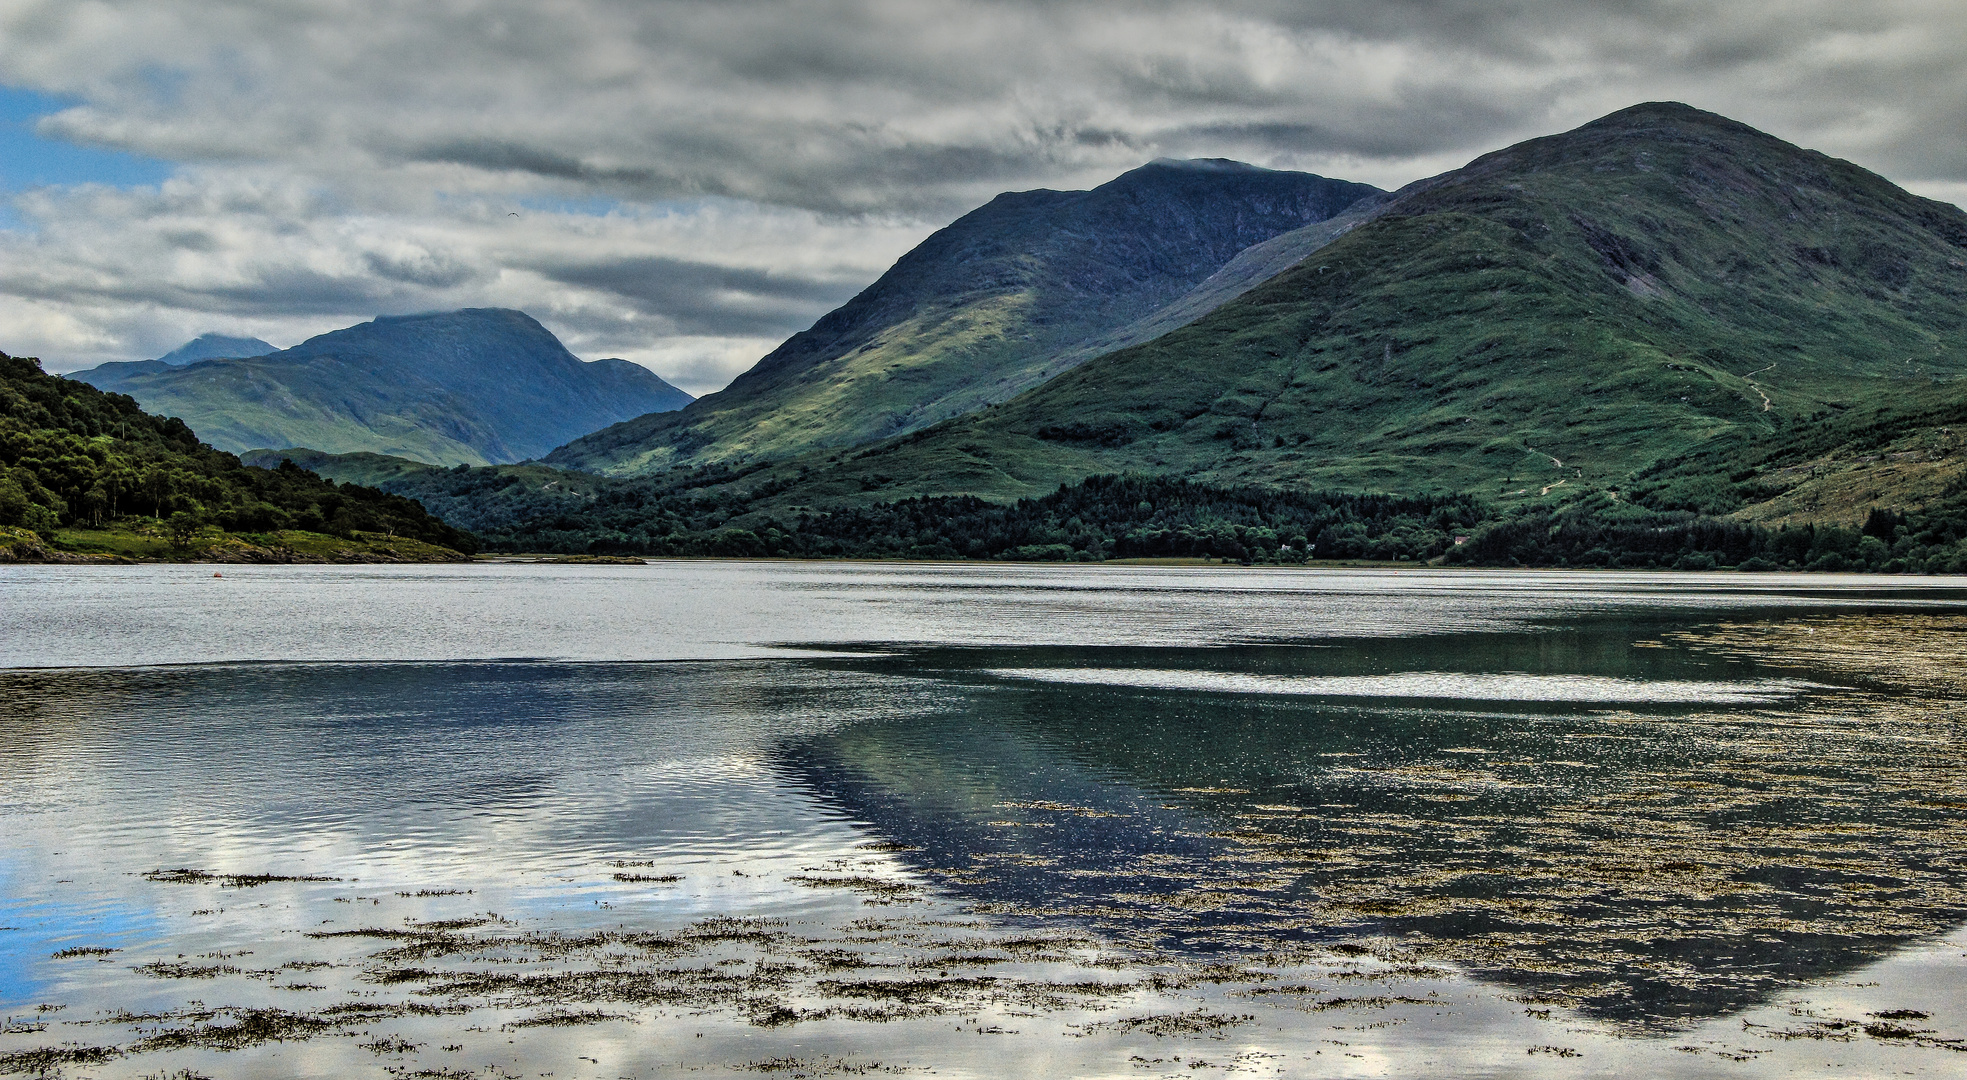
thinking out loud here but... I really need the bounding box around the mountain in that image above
[67,309,693,465]
[1,350,474,561]
[65,332,280,385]
[546,160,1380,474]
[257,104,1967,573]
[672,102,1967,512]
[158,333,277,365]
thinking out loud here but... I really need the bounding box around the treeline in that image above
[2,352,475,550]
[1447,492,1967,573]
[383,456,1967,573]
[746,476,1482,562]
[389,468,1480,562]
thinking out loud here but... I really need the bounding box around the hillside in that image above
[545,160,1380,474]
[0,351,474,561]
[1624,378,1967,526]
[674,102,1967,513]
[283,378,1967,571]
[238,447,454,489]
[68,309,693,465]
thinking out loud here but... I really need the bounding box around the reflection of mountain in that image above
[771,626,1967,1027]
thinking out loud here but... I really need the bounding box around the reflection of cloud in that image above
[1,1,1964,383]
[988,668,1828,704]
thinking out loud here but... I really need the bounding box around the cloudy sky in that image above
[2,0,1965,393]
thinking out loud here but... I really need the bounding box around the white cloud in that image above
[0,0,1963,389]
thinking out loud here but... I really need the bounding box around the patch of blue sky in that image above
[0,86,174,192]
[513,194,628,217]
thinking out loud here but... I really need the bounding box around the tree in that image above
[166,509,205,550]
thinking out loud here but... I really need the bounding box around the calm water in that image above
[2,563,1965,1078]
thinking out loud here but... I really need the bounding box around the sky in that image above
[2,1,1965,395]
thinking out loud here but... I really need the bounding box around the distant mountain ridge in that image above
[67,332,280,386]
[547,159,1380,474]
[68,309,693,465]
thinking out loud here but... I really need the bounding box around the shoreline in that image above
[1,524,472,565]
[9,527,1967,576]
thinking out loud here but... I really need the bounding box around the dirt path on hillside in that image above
[1743,362,1776,411]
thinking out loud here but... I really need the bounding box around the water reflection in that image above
[3,567,1966,1077]
[775,616,1967,1027]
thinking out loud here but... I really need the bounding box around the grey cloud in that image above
[407,139,678,190]
[2,0,1965,384]
[2,259,426,317]
[159,228,220,252]
[538,256,862,337]
[1166,101,1526,163]
[360,250,486,289]
[9,1,1963,212]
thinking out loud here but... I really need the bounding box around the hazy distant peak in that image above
[156,333,276,366]
[1138,157,1271,173]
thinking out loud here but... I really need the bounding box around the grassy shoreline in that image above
[1,523,472,564]
[14,533,1958,573]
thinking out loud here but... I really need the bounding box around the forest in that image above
[1,352,475,552]
[382,461,1967,573]
[1444,495,1967,574]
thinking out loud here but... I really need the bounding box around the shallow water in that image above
[2,563,1965,1078]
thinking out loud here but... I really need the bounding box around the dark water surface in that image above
[2,563,1965,1078]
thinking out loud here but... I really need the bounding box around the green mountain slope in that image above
[545,160,1380,475]
[707,102,1967,511]
[1038,192,1396,370]
[1622,377,1967,526]
[237,447,451,490]
[69,309,693,465]
[1,350,474,559]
